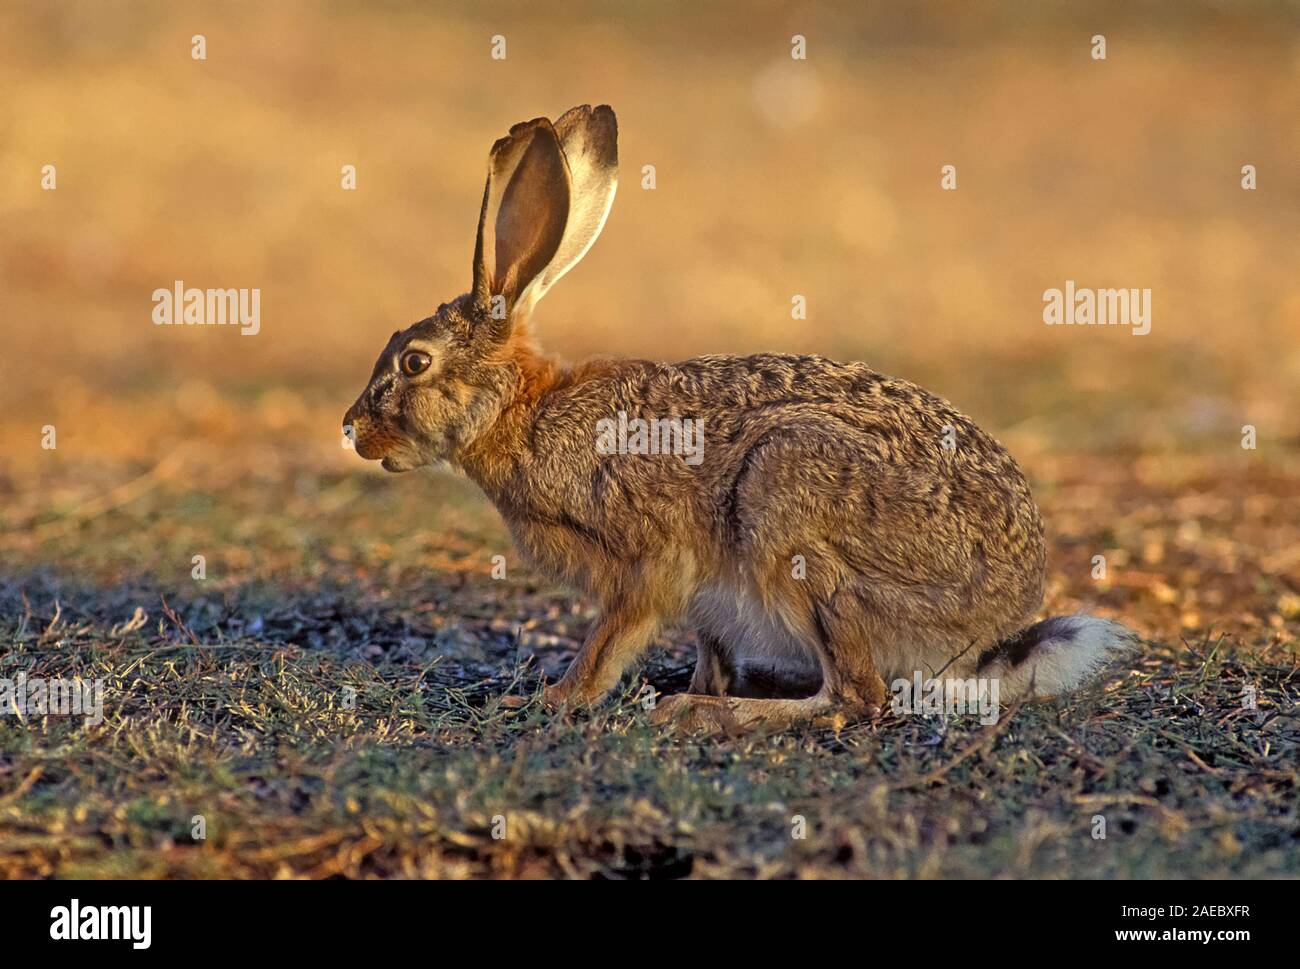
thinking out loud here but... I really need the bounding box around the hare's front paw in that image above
[542,678,600,710]
[541,682,571,709]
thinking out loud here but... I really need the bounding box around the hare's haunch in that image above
[343,105,1133,732]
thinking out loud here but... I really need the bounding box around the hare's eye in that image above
[401,351,432,376]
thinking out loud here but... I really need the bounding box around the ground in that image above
[1,413,1296,879]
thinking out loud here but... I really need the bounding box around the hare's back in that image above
[652,353,1011,470]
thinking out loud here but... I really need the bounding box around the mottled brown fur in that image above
[343,105,1097,733]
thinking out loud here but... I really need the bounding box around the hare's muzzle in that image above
[342,406,385,461]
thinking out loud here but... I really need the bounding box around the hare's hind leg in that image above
[809,608,889,716]
[652,619,886,733]
[654,585,883,732]
[650,691,835,732]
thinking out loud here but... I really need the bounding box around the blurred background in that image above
[3,0,1298,445]
[1,0,1298,641]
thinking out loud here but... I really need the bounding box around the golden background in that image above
[4,1,1297,452]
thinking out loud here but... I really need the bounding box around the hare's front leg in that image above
[544,596,660,708]
[689,633,736,696]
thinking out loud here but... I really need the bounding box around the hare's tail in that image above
[977,614,1135,699]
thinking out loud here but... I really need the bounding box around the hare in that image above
[343,105,1132,732]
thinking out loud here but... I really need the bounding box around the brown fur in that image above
[342,105,1090,733]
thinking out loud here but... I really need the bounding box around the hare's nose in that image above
[343,397,365,430]
[342,401,366,443]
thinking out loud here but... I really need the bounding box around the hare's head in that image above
[343,105,618,471]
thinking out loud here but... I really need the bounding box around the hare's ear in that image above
[534,105,618,305]
[471,117,570,333]
[471,106,618,335]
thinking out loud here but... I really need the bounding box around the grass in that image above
[2,427,1297,879]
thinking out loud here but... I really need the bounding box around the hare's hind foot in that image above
[649,691,882,734]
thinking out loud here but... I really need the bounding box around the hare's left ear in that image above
[471,105,618,334]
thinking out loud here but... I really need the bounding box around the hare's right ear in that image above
[471,105,618,336]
